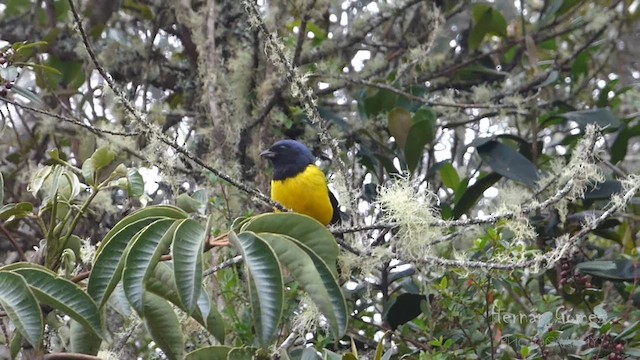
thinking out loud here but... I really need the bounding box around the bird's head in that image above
[260,140,315,180]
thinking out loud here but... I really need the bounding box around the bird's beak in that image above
[260,149,276,159]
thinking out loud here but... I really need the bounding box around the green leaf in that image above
[228,347,258,360]
[0,202,33,220]
[185,346,233,360]
[69,320,102,356]
[452,173,501,219]
[576,260,640,282]
[229,231,283,347]
[0,271,43,348]
[0,171,4,205]
[88,205,187,307]
[439,162,460,190]
[258,233,348,340]
[363,89,397,118]
[172,219,205,314]
[143,292,184,360]
[584,180,622,200]
[241,213,339,276]
[126,168,144,197]
[405,107,436,173]
[611,124,640,163]
[81,146,116,185]
[147,262,225,344]
[468,4,507,49]
[5,265,105,339]
[123,219,180,315]
[383,293,426,330]
[176,193,203,213]
[561,108,621,131]
[27,165,53,197]
[388,107,412,148]
[8,84,45,105]
[13,62,62,76]
[476,140,539,188]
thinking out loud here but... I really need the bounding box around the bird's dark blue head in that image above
[260,140,315,180]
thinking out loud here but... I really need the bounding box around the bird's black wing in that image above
[328,188,341,225]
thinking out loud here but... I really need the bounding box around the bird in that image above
[260,139,340,226]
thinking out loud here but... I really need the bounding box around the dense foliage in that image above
[1,0,640,359]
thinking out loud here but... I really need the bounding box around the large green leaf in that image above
[0,171,4,205]
[576,260,640,281]
[241,213,339,276]
[172,219,206,314]
[69,320,102,356]
[405,107,436,173]
[143,292,184,360]
[469,5,507,49]
[383,293,427,330]
[4,264,104,339]
[147,262,225,344]
[452,173,502,219]
[185,346,233,360]
[561,108,621,131]
[229,231,283,347]
[388,107,412,148]
[123,219,180,315]
[259,233,347,339]
[439,162,460,190]
[88,206,187,307]
[476,140,539,188]
[0,271,43,348]
[611,124,640,163]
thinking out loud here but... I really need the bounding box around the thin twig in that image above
[0,96,139,137]
[0,222,27,261]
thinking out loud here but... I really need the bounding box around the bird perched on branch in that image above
[260,139,340,226]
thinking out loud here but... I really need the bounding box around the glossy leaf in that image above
[81,146,116,185]
[0,171,4,205]
[5,265,104,338]
[259,233,348,339]
[610,124,640,163]
[383,293,427,330]
[127,168,144,197]
[561,108,621,131]
[405,107,436,173]
[185,346,233,360]
[88,205,187,307]
[388,107,412,148]
[0,202,33,220]
[229,231,283,347]
[469,5,507,49]
[123,219,180,315]
[172,219,205,314]
[0,271,43,348]
[476,140,539,188]
[439,162,460,190]
[452,173,501,219]
[143,292,184,360]
[241,212,339,276]
[584,180,622,200]
[576,260,640,281]
[146,262,225,343]
[69,320,101,356]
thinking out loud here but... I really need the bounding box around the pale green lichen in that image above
[377,177,443,260]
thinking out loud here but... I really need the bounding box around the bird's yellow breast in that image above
[270,165,334,226]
